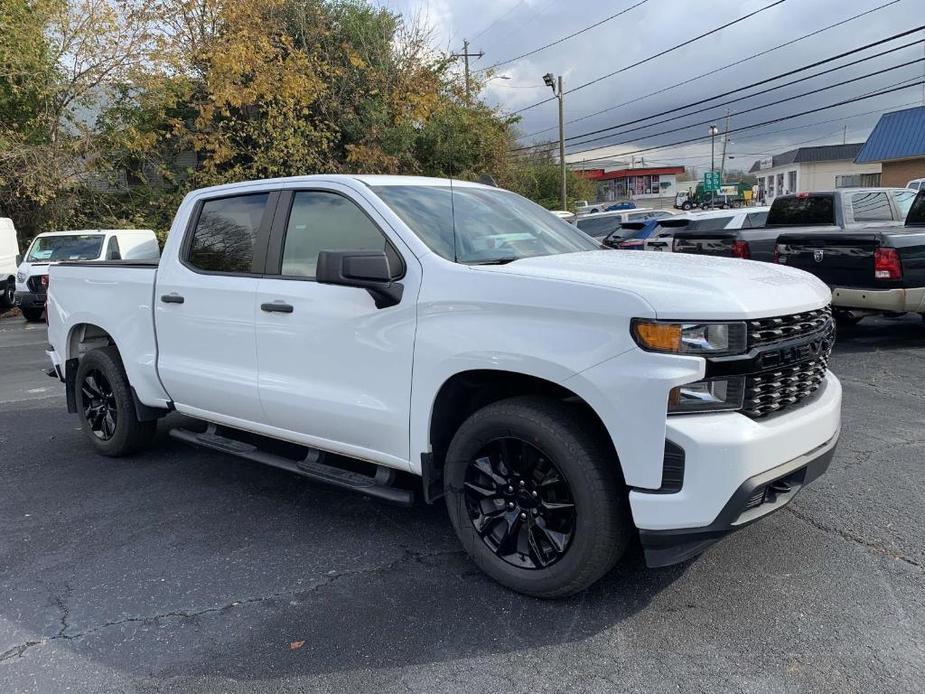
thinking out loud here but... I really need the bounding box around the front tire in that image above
[444,396,630,598]
[0,281,13,309]
[21,306,44,321]
[75,346,156,457]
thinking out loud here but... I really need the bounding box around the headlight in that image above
[16,271,25,283]
[632,319,747,356]
[669,376,745,414]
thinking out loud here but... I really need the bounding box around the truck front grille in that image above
[742,356,829,418]
[747,306,832,348]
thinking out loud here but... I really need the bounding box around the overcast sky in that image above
[382,0,925,173]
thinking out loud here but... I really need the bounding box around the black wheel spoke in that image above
[463,436,575,570]
[472,456,506,486]
[464,481,498,498]
[494,511,523,557]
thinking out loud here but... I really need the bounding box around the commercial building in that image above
[854,105,925,187]
[576,165,685,208]
[748,144,881,203]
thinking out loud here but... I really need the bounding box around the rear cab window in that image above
[892,190,918,220]
[575,216,622,238]
[685,217,733,232]
[186,194,270,273]
[766,195,835,226]
[850,192,892,222]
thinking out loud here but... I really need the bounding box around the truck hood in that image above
[477,250,832,319]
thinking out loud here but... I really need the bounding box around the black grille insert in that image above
[747,306,832,348]
[742,357,829,418]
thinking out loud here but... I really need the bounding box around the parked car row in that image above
[580,186,925,326]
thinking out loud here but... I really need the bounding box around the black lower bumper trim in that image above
[638,432,838,568]
[14,291,46,309]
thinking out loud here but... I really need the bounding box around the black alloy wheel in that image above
[463,437,576,570]
[81,369,118,440]
[1,283,13,308]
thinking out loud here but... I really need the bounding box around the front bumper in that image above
[831,286,925,313]
[14,290,46,309]
[630,373,841,566]
[639,431,838,567]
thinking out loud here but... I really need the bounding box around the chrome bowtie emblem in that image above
[813,249,824,263]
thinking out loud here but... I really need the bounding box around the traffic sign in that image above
[703,171,721,192]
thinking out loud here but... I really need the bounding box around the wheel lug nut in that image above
[531,491,538,498]
[519,480,525,487]
[520,512,527,520]
[507,486,513,493]
[507,502,515,509]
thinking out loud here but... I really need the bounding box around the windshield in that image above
[26,234,104,262]
[372,185,598,263]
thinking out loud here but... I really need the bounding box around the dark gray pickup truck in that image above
[774,190,925,324]
[672,188,917,262]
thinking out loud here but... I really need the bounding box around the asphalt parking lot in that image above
[1,310,923,693]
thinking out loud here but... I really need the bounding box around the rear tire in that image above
[75,346,156,457]
[681,202,692,211]
[444,396,630,598]
[21,306,44,322]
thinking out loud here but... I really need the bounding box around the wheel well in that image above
[68,323,116,360]
[426,370,616,498]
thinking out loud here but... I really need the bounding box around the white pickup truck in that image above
[46,175,842,597]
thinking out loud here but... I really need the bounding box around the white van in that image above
[1,218,21,309]
[15,229,159,321]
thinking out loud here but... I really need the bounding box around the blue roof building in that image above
[855,106,925,187]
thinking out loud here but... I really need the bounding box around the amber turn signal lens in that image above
[634,322,682,352]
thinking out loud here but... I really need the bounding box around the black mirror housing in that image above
[316,250,403,309]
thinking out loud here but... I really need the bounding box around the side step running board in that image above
[169,425,414,506]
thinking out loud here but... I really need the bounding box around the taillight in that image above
[732,240,751,259]
[874,247,902,280]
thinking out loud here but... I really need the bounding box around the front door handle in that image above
[261,301,294,314]
[161,293,184,304]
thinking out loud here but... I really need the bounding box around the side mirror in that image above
[316,250,403,309]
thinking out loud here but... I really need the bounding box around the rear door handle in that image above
[261,301,294,314]
[161,293,184,304]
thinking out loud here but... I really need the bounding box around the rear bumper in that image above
[639,431,838,567]
[831,286,925,313]
[14,291,46,309]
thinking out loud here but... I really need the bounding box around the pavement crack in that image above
[786,506,923,571]
[0,640,44,663]
[53,582,72,637]
[31,548,464,645]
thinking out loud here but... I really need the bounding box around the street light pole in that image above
[544,73,567,211]
[558,75,566,212]
[709,124,719,207]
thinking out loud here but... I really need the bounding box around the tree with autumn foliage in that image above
[1,0,566,239]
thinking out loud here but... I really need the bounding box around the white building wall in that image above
[756,160,882,203]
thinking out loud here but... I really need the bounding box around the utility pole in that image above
[843,124,847,145]
[720,112,731,181]
[543,72,567,210]
[452,40,483,103]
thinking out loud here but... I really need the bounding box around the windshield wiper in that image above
[469,257,520,265]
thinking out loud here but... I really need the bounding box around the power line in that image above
[479,1,650,73]
[518,0,903,139]
[562,53,925,152]
[519,29,924,151]
[541,71,924,161]
[511,0,788,114]
[546,79,925,165]
[469,0,528,43]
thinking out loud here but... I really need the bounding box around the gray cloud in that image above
[384,0,924,172]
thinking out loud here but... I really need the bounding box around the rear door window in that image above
[851,192,893,222]
[187,194,270,273]
[743,211,769,228]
